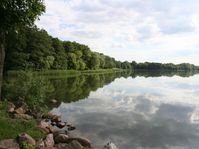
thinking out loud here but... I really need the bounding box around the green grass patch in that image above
[81,68,127,74]
[6,68,127,79]
[0,102,44,140]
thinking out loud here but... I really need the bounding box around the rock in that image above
[36,139,45,149]
[38,126,51,134]
[42,112,56,119]
[56,122,66,128]
[53,130,68,138]
[14,114,33,120]
[44,134,54,147]
[7,102,16,113]
[37,120,54,134]
[68,140,83,149]
[0,139,20,149]
[54,134,69,143]
[47,125,55,133]
[67,125,76,131]
[55,141,84,149]
[52,116,62,123]
[17,133,36,146]
[54,143,69,148]
[39,120,50,128]
[51,99,57,104]
[14,107,26,114]
[103,142,118,149]
[51,121,56,126]
[59,137,91,148]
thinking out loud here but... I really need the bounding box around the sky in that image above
[36,0,199,65]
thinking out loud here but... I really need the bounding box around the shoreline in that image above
[0,101,118,149]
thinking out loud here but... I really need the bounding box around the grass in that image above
[81,68,127,74]
[7,68,128,79]
[0,102,44,140]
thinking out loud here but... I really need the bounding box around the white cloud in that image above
[36,0,199,65]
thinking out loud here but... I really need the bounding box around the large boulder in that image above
[0,139,19,149]
[17,133,36,146]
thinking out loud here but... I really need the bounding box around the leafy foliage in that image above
[5,27,132,71]
[0,0,45,31]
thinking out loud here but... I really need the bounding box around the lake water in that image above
[3,71,199,149]
[51,73,199,149]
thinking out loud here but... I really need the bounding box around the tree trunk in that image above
[0,31,5,100]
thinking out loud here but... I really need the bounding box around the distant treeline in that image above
[131,61,199,71]
[5,26,199,72]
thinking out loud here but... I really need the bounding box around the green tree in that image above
[26,28,53,69]
[5,28,29,70]
[89,53,100,69]
[67,52,79,69]
[51,38,67,69]
[121,61,131,69]
[0,0,45,98]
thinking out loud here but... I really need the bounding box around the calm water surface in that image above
[51,74,199,149]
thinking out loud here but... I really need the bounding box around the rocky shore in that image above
[0,102,118,149]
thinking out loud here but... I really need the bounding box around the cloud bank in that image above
[36,0,199,65]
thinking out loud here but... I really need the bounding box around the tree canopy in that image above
[0,0,45,31]
[0,0,45,99]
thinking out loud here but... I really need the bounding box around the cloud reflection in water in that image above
[52,75,199,149]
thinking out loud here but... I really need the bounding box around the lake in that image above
[3,71,199,148]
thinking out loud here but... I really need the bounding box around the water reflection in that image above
[52,75,199,149]
[2,71,130,110]
[2,71,199,148]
